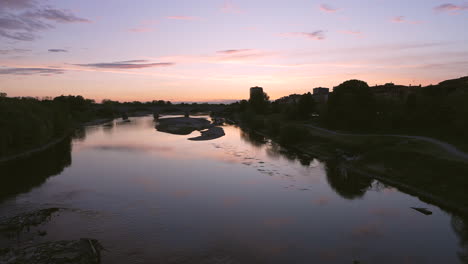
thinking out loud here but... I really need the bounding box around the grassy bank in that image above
[0,96,113,160]
[239,113,468,214]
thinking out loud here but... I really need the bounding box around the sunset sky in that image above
[1,0,467,102]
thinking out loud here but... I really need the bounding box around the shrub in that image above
[279,124,309,144]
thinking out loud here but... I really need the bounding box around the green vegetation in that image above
[0,95,109,158]
[225,76,468,212]
[323,77,468,150]
[325,79,376,130]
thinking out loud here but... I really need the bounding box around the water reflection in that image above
[239,129,266,148]
[452,215,468,263]
[239,128,375,200]
[325,160,374,200]
[0,137,72,202]
[1,117,468,263]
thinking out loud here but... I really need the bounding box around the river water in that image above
[0,116,466,263]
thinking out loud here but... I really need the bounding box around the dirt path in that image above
[304,124,468,161]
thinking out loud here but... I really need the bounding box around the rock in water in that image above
[0,208,61,235]
[189,127,225,141]
[156,117,211,135]
[0,238,103,264]
[411,207,433,215]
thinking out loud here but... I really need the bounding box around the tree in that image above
[326,79,376,130]
[0,92,7,98]
[249,91,269,114]
[297,92,316,119]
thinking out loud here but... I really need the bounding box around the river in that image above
[0,115,467,263]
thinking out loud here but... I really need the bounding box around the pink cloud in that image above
[319,4,339,13]
[140,19,158,25]
[279,31,325,40]
[243,26,260,31]
[128,27,153,33]
[128,20,158,33]
[217,49,254,54]
[159,49,276,65]
[166,16,199,20]
[434,3,468,14]
[340,30,363,36]
[221,1,244,14]
[0,67,64,75]
[391,16,406,23]
[391,16,424,24]
[215,49,276,62]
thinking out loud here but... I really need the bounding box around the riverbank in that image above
[0,117,115,164]
[233,114,468,215]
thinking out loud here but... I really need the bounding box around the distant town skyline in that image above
[1,0,467,102]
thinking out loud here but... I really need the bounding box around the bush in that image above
[279,124,309,144]
[266,119,282,136]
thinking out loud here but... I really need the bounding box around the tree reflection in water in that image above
[0,137,73,202]
[239,129,266,148]
[239,128,375,199]
[452,215,468,263]
[324,159,374,200]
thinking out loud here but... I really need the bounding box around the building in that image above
[249,86,263,101]
[312,87,330,103]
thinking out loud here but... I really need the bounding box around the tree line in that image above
[227,76,468,147]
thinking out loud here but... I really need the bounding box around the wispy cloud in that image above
[24,8,91,23]
[74,60,175,69]
[0,0,35,10]
[221,1,244,14]
[0,67,65,75]
[48,49,68,53]
[128,19,157,33]
[216,50,274,62]
[391,16,405,23]
[279,31,326,40]
[0,48,30,55]
[128,27,153,33]
[157,49,276,65]
[434,3,468,14]
[319,4,339,13]
[217,49,254,54]
[166,16,199,20]
[340,30,362,35]
[391,16,424,24]
[0,1,91,41]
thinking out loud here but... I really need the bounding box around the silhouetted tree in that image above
[326,79,376,130]
[297,92,316,119]
[249,91,270,114]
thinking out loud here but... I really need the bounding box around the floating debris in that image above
[411,207,433,215]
